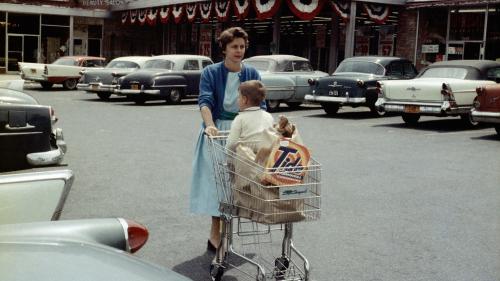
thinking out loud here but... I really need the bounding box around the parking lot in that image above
[18,83,500,281]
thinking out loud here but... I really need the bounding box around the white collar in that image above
[240,106,260,112]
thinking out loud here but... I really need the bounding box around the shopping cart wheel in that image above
[210,264,224,281]
[274,256,290,280]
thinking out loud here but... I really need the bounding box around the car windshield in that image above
[143,60,174,70]
[291,61,313,72]
[53,58,78,66]
[420,67,469,79]
[106,60,140,69]
[335,61,385,75]
[244,60,270,71]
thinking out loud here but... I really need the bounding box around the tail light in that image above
[44,65,48,75]
[307,78,316,86]
[356,79,365,87]
[120,219,149,253]
[49,106,58,123]
[476,86,485,96]
[375,81,382,98]
[473,97,480,109]
[441,83,456,103]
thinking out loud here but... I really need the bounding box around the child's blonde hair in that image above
[239,80,266,106]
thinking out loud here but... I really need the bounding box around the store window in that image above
[418,8,447,65]
[41,15,69,63]
[449,8,485,41]
[7,13,39,35]
[0,12,5,73]
[485,5,500,61]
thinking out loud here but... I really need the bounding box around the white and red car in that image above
[19,56,106,90]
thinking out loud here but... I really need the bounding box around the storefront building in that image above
[0,0,110,73]
[109,0,405,73]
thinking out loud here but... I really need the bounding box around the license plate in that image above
[329,90,338,96]
[404,105,420,113]
[91,85,98,90]
[30,69,36,74]
[131,84,139,90]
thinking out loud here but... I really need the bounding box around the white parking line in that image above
[424,129,495,136]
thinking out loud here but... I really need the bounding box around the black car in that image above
[77,56,151,100]
[306,56,418,116]
[0,85,66,170]
[115,55,213,105]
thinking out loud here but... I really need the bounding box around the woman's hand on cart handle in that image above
[204,125,219,136]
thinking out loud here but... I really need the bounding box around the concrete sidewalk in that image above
[0,74,22,81]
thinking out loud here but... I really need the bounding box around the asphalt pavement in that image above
[15,85,500,281]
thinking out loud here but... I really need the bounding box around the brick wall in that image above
[395,9,418,67]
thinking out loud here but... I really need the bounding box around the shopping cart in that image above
[206,131,321,281]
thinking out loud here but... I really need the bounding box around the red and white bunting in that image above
[138,9,147,25]
[253,0,281,20]
[121,11,128,24]
[215,0,230,22]
[130,10,138,24]
[172,5,184,24]
[146,8,158,26]
[160,6,170,23]
[232,0,249,20]
[286,0,324,21]
[362,3,390,24]
[185,3,198,23]
[330,0,349,22]
[200,1,213,23]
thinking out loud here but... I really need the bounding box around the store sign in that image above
[422,44,439,54]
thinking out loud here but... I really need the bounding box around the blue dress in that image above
[190,72,241,216]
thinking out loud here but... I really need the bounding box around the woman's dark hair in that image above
[217,27,249,52]
[239,80,266,106]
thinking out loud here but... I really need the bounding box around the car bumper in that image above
[115,88,161,95]
[471,109,500,124]
[21,74,47,82]
[376,98,471,115]
[26,128,66,166]
[305,94,366,104]
[77,83,116,92]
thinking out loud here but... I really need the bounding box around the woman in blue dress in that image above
[190,27,265,252]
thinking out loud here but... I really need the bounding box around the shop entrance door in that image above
[447,41,483,61]
[7,34,39,72]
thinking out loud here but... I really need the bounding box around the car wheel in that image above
[402,113,420,125]
[266,100,280,112]
[369,105,386,117]
[97,92,111,101]
[40,82,53,90]
[321,103,340,115]
[62,79,77,90]
[495,125,500,136]
[285,102,301,110]
[460,113,479,127]
[133,97,146,105]
[166,88,182,104]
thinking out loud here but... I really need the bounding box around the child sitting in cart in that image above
[225,80,274,151]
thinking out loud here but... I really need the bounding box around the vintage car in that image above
[0,169,192,281]
[0,86,66,171]
[19,56,106,90]
[472,84,500,135]
[376,60,500,125]
[243,55,328,111]
[115,54,213,105]
[77,56,152,100]
[306,56,418,116]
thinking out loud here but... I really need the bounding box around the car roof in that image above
[110,56,152,63]
[150,54,212,61]
[342,56,410,65]
[245,55,309,63]
[427,60,500,70]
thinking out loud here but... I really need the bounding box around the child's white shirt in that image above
[226,106,274,150]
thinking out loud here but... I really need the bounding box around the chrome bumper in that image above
[115,89,161,95]
[376,98,471,115]
[26,128,66,166]
[77,83,116,92]
[305,94,366,104]
[21,75,47,82]
[471,109,500,124]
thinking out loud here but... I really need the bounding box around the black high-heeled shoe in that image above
[207,240,217,253]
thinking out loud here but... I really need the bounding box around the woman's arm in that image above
[201,106,218,136]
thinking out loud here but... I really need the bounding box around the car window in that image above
[183,60,200,70]
[292,61,312,72]
[283,61,293,72]
[106,60,140,69]
[244,60,270,71]
[53,58,78,66]
[85,60,104,67]
[403,62,417,77]
[335,61,385,75]
[143,59,174,70]
[420,67,469,79]
[486,67,500,82]
[202,60,212,68]
[386,62,403,77]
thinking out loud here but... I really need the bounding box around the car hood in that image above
[0,241,192,281]
[0,87,38,105]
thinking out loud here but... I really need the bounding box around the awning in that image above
[406,0,500,9]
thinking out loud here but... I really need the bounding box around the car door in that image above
[183,59,201,95]
[292,60,314,100]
